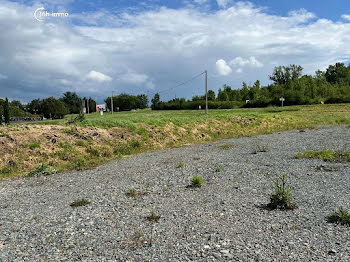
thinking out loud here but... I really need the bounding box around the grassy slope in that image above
[1,104,350,179]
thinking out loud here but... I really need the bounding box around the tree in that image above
[27,99,42,115]
[60,92,82,114]
[136,94,149,109]
[42,97,69,119]
[207,90,216,101]
[4,98,10,124]
[151,93,160,110]
[10,100,24,110]
[269,65,303,86]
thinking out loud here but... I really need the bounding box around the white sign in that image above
[279,97,285,102]
[96,104,106,112]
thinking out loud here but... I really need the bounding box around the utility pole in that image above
[111,91,114,114]
[205,70,208,115]
[87,98,90,114]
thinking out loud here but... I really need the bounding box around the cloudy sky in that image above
[1,0,350,103]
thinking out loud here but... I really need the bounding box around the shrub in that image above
[70,199,90,207]
[191,176,203,188]
[327,208,350,226]
[26,164,57,177]
[267,174,297,210]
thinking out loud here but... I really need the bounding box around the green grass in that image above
[327,208,350,226]
[26,164,57,177]
[70,199,90,207]
[215,167,222,172]
[24,142,41,150]
[4,104,350,179]
[296,149,350,162]
[268,174,297,210]
[177,162,184,168]
[190,176,203,188]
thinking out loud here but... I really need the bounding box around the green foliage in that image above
[125,188,136,197]
[26,164,57,177]
[61,92,82,114]
[215,167,222,172]
[268,174,297,210]
[296,149,350,162]
[4,98,10,124]
[327,208,350,226]
[24,142,40,150]
[191,176,203,188]
[177,162,184,168]
[105,93,148,112]
[145,212,161,222]
[42,97,69,119]
[70,199,90,207]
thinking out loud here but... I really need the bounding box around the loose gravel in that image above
[1,125,350,261]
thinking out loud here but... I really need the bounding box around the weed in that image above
[125,188,136,197]
[26,164,57,177]
[190,176,203,188]
[76,140,87,147]
[327,208,350,226]
[296,149,350,162]
[217,144,234,149]
[145,212,161,222]
[75,158,85,170]
[177,162,184,168]
[252,138,268,154]
[267,174,297,210]
[24,142,40,149]
[0,165,14,177]
[215,167,222,172]
[70,199,90,207]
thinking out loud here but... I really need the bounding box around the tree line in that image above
[151,62,350,110]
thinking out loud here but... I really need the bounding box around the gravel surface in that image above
[1,125,350,261]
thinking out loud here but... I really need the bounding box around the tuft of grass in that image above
[70,199,90,207]
[267,174,297,210]
[252,138,268,154]
[217,144,234,150]
[26,164,57,177]
[125,188,136,197]
[24,142,41,150]
[177,162,184,168]
[327,208,350,226]
[296,149,350,162]
[215,166,222,172]
[191,176,203,188]
[145,212,161,222]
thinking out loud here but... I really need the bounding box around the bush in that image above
[267,174,297,210]
[327,208,350,226]
[26,164,57,177]
[191,176,203,188]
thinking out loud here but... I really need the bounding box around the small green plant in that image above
[75,158,85,170]
[177,162,184,168]
[267,174,297,210]
[24,142,40,150]
[191,176,203,188]
[76,140,87,147]
[26,164,57,177]
[145,212,161,222]
[125,188,136,197]
[327,208,350,226]
[217,144,234,149]
[70,199,90,207]
[252,138,268,154]
[215,167,222,172]
[296,149,350,162]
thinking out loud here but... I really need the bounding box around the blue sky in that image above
[1,0,350,103]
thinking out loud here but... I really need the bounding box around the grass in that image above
[217,143,234,149]
[327,208,350,226]
[125,188,137,197]
[24,142,40,150]
[190,176,203,188]
[267,174,297,210]
[215,167,222,172]
[296,149,350,162]
[177,162,184,168]
[26,164,57,177]
[3,104,350,179]
[70,199,90,207]
[145,212,161,222]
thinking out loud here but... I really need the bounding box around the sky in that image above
[1,0,350,103]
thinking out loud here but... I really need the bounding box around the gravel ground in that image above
[1,125,350,261]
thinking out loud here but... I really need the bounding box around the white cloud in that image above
[1,0,350,102]
[216,0,232,8]
[342,14,350,21]
[86,71,112,82]
[193,0,208,4]
[230,57,263,68]
[0,73,8,80]
[216,59,232,76]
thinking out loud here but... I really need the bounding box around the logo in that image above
[34,7,69,22]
